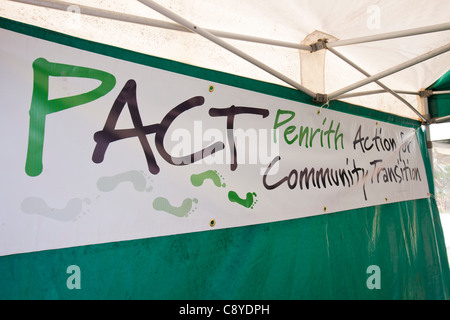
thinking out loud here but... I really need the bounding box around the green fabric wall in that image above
[1,197,448,299]
[428,70,450,119]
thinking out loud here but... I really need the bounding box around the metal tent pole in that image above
[337,89,419,99]
[9,0,310,51]
[433,115,450,124]
[137,0,316,97]
[421,96,434,177]
[327,47,428,122]
[327,42,450,101]
[432,90,450,95]
[327,22,450,48]
[10,0,182,30]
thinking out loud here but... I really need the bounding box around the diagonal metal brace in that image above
[138,0,316,97]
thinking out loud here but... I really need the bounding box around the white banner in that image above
[0,24,429,256]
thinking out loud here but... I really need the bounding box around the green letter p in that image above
[25,58,116,177]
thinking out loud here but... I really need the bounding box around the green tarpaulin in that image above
[428,70,450,119]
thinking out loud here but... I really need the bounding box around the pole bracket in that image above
[419,89,433,97]
[314,93,328,103]
[310,39,328,52]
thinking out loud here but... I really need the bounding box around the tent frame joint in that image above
[419,89,433,98]
[314,93,328,103]
[310,39,328,52]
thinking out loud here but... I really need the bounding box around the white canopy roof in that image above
[1,0,450,120]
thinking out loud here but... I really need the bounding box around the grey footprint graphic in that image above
[152,197,198,218]
[97,170,153,192]
[21,197,88,222]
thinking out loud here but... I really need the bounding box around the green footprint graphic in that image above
[190,170,226,188]
[152,197,198,218]
[228,191,258,209]
[191,170,257,210]
[97,170,153,192]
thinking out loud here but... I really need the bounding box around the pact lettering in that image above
[25,58,270,177]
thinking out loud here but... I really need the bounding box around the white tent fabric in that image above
[1,0,449,119]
